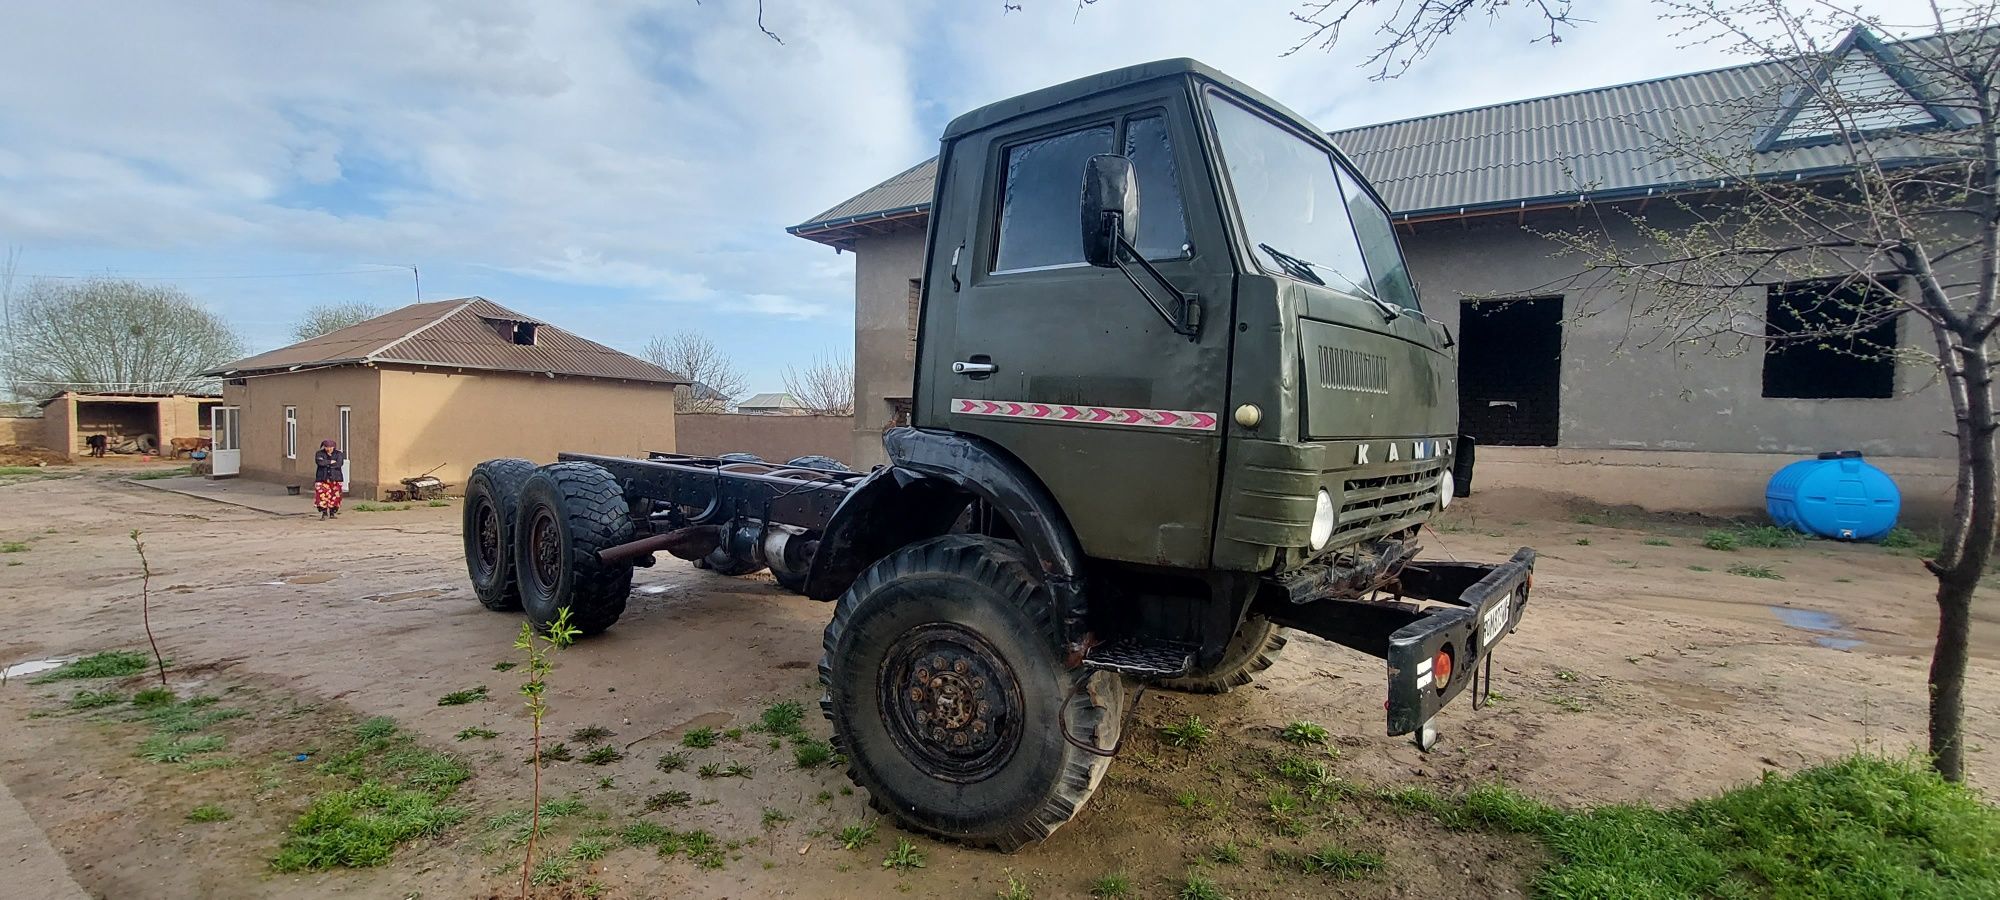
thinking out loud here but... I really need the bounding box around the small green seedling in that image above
[656,751,688,772]
[569,725,614,744]
[186,804,231,822]
[456,726,499,741]
[882,838,925,871]
[582,745,624,765]
[437,686,488,706]
[1279,721,1330,746]
[1090,872,1134,898]
[682,726,719,749]
[838,821,877,850]
[1159,716,1213,748]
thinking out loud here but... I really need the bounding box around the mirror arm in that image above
[1107,217,1201,340]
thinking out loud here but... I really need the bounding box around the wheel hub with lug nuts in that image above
[880,625,1022,782]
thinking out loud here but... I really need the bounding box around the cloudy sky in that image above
[0,0,1939,393]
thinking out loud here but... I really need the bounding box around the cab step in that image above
[1082,639,1197,678]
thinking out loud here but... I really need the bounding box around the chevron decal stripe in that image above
[952,398,1219,431]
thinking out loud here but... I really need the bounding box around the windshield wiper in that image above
[1320,265,1404,323]
[1256,243,1326,287]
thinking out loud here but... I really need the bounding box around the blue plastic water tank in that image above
[1765,451,1901,541]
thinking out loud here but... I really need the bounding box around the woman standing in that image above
[314,439,346,519]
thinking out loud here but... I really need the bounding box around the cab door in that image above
[918,86,1236,567]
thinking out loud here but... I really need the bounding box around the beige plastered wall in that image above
[675,414,854,464]
[224,367,385,495]
[374,367,676,500]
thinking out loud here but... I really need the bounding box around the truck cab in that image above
[463,58,1531,853]
[917,58,1460,577]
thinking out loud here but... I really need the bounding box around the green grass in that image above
[0,467,46,477]
[1701,530,1740,552]
[131,686,175,707]
[1642,538,1672,547]
[1090,872,1134,898]
[697,761,751,779]
[569,725,614,744]
[69,689,124,709]
[999,875,1034,900]
[426,499,450,508]
[1737,525,1808,549]
[531,857,576,885]
[1574,537,1591,546]
[142,698,246,734]
[656,751,688,773]
[1881,527,1944,558]
[435,685,487,706]
[838,821,877,850]
[622,821,674,847]
[1159,716,1214,748]
[129,467,194,481]
[581,745,623,765]
[0,541,29,552]
[1210,841,1244,864]
[793,738,834,768]
[566,836,610,862]
[139,733,225,763]
[882,837,925,871]
[1279,720,1330,746]
[1688,565,1712,572]
[761,807,792,829]
[757,700,807,737]
[349,502,413,512]
[681,726,719,748]
[1178,874,1226,900]
[1280,844,1384,879]
[275,716,472,871]
[32,650,149,682]
[644,790,692,811]
[1727,564,1783,580]
[1423,755,2000,899]
[186,804,232,823]
[454,726,498,741]
[492,661,516,671]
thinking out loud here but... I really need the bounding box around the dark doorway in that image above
[1459,297,1562,447]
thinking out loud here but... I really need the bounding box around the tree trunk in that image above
[1931,338,1997,783]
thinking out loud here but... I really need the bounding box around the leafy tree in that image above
[290,302,385,342]
[3,278,241,400]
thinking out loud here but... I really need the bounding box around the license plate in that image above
[1480,592,1512,645]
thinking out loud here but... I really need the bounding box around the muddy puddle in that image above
[1,656,75,680]
[1770,606,1864,650]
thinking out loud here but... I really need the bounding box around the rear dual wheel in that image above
[462,458,538,611]
[509,462,634,636]
[820,535,1127,850]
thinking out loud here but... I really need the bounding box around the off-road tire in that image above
[819,534,1126,851]
[1150,616,1289,693]
[512,462,634,636]
[462,458,538,612]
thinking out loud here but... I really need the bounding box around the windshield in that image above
[1206,91,1420,312]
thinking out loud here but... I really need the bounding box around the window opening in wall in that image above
[284,406,297,459]
[1761,277,1899,399]
[1458,297,1562,447]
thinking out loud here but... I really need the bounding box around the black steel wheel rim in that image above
[878,624,1023,783]
[530,507,563,591]
[474,499,501,577]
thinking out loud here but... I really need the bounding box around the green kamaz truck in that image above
[461,58,1534,850]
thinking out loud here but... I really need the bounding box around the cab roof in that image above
[942,57,1331,151]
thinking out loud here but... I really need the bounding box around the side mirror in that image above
[1080,154,1140,268]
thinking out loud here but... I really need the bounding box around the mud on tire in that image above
[819,535,1126,851]
[512,462,634,636]
[1150,616,1289,693]
[462,458,538,612]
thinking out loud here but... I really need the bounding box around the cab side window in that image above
[1124,114,1189,260]
[994,124,1115,272]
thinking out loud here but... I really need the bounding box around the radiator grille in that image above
[1333,462,1444,543]
[1317,346,1389,394]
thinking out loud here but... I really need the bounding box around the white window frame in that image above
[284,406,297,459]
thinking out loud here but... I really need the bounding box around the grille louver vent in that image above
[1317,346,1390,394]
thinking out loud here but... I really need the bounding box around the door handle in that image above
[951,361,997,375]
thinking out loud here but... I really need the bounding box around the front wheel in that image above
[1150,616,1289,693]
[512,462,634,636]
[819,535,1126,851]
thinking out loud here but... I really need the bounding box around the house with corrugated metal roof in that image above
[203,298,685,500]
[789,27,1959,518]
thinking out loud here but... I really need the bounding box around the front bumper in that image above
[1257,547,1534,737]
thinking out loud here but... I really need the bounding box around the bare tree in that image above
[783,352,854,416]
[1286,0,1581,78]
[643,329,748,413]
[3,278,242,400]
[290,302,386,342]
[1546,1,2000,781]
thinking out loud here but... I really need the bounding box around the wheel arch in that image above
[803,428,1088,651]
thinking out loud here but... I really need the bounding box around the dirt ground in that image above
[0,468,1993,899]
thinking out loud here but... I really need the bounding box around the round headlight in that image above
[1310,488,1335,550]
[1439,468,1455,509]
